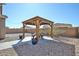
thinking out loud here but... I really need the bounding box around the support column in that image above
[0,3,3,15]
[50,23,53,37]
[0,3,7,39]
[36,20,40,40]
[23,23,25,39]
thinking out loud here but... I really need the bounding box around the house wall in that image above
[0,4,7,39]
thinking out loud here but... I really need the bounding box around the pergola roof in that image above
[22,16,54,25]
[22,16,54,39]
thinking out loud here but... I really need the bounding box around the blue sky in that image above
[3,3,79,28]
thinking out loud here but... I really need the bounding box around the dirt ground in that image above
[0,48,17,56]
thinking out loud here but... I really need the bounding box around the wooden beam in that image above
[23,23,25,39]
[36,20,40,40]
[50,23,53,37]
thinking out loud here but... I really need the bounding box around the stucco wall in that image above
[56,27,79,37]
[6,27,79,38]
[0,18,5,39]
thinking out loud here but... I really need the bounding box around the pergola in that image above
[22,16,54,39]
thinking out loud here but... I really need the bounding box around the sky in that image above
[3,3,79,28]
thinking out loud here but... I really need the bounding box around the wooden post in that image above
[36,20,40,40]
[50,23,53,37]
[23,23,25,39]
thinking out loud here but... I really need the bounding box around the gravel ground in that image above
[54,37,79,56]
[12,39,75,56]
[0,39,75,56]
